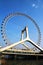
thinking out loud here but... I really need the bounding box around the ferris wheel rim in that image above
[1,12,41,50]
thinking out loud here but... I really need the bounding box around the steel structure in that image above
[0,26,43,52]
[0,12,43,53]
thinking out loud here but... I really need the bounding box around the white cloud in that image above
[32,3,38,8]
[32,4,35,7]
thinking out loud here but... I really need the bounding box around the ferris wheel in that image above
[1,12,41,51]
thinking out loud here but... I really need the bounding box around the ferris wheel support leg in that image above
[0,38,27,52]
[21,43,29,49]
[27,38,43,52]
[21,31,29,49]
[21,26,30,49]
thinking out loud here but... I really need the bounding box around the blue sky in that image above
[0,0,43,49]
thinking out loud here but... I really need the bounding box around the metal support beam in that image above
[27,38,43,51]
[21,43,29,49]
[0,26,43,53]
[26,26,29,38]
[0,38,27,52]
[21,26,29,49]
